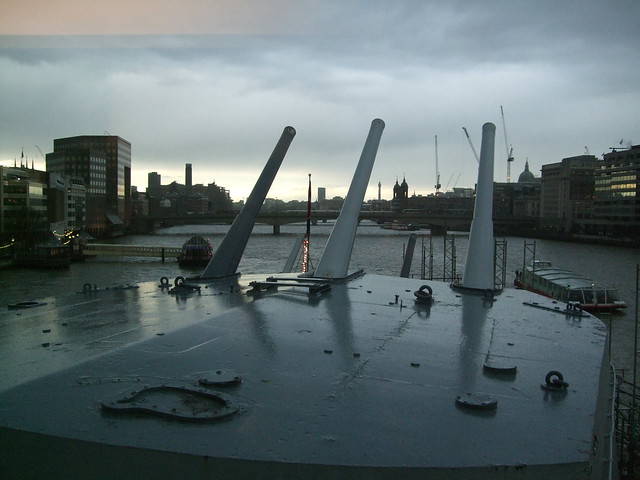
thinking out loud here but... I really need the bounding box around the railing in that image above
[615,265,640,479]
[616,373,640,479]
[83,243,182,260]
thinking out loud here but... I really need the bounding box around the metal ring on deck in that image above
[159,276,170,288]
[83,283,92,292]
[414,284,433,304]
[174,276,185,287]
[542,370,569,391]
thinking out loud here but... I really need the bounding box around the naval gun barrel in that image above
[461,122,496,291]
[200,126,296,278]
[314,118,385,279]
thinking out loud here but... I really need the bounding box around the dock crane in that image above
[462,127,480,163]
[434,135,441,195]
[500,106,514,182]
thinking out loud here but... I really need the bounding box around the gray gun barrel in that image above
[461,122,496,290]
[314,119,385,279]
[200,126,296,278]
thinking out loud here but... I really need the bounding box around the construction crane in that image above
[462,127,480,163]
[33,145,47,170]
[35,145,46,161]
[443,174,454,191]
[500,106,514,182]
[452,172,462,189]
[434,135,441,195]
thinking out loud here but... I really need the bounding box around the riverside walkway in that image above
[82,244,182,261]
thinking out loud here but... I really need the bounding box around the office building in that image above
[317,187,326,203]
[47,173,87,233]
[47,135,131,236]
[0,166,49,240]
[540,155,596,233]
[148,172,161,194]
[585,144,640,238]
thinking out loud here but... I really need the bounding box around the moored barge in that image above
[515,259,626,313]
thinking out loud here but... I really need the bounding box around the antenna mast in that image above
[434,135,441,195]
[302,174,312,273]
[500,106,514,182]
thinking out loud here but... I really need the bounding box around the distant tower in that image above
[378,181,381,201]
[400,175,409,199]
[392,175,409,212]
[148,172,161,192]
[318,187,326,203]
[185,163,192,188]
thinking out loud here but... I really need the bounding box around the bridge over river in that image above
[141,211,536,236]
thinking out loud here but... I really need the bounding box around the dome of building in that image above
[518,160,535,183]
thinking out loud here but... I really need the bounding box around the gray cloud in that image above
[1,1,639,200]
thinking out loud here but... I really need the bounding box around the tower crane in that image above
[452,172,461,189]
[444,174,454,191]
[434,135,441,195]
[35,145,46,168]
[500,106,514,182]
[462,127,480,163]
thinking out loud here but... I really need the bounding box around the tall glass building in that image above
[590,144,640,238]
[47,136,131,236]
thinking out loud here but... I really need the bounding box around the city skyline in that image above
[1,1,639,201]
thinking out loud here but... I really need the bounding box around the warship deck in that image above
[0,273,611,479]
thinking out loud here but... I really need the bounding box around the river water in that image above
[1,222,638,370]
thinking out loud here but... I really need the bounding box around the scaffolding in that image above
[615,265,640,479]
[420,235,433,281]
[493,238,507,291]
[418,234,505,288]
[443,235,457,283]
[419,234,456,282]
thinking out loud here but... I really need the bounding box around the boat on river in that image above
[13,233,71,269]
[0,121,616,479]
[178,235,213,267]
[380,221,419,231]
[514,259,627,313]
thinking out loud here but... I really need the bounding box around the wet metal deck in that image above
[0,274,610,478]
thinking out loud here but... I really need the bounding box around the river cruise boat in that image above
[178,235,213,267]
[514,259,626,313]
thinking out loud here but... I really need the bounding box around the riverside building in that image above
[585,144,640,239]
[539,154,597,233]
[0,165,48,239]
[46,135,131,236]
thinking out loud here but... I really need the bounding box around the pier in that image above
[82,243,182,261]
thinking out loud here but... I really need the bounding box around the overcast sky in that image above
[1,0,638,201]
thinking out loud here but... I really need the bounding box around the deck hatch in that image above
[101,385,238,422]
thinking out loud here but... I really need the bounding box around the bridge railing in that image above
[83,243,182,260]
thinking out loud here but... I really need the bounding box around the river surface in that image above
[1,222,638,371]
